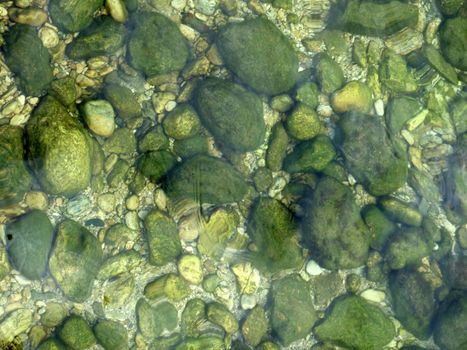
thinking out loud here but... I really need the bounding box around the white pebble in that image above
[306,260,324,276]
[240,294,257,310]
[360,289,386,304]
[374,99,384,116]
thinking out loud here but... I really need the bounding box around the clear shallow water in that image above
[0,0,465,349]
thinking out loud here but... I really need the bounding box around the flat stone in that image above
[82,100,115,137]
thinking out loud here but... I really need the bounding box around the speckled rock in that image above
[58,316,96,350]
[49,0,104,32]
[285,103,321,140]
[137,151,176,183]
[162,104,201,140]
[331,81,373,113]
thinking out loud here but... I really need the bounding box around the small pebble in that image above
[125,195,139,211]
[178,254,203,285]
[360,289,386,304]
[24,191,48,211]
[105,0,128,22]
[82,100,116,137]
[240,294,257,310]
[39,26,59,48]
[8,7,48,26]
[125,211,139,230]
[306,260,324,276]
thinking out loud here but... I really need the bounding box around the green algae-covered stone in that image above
[385,228,432,270]
[242,306,268,346]
[385,96,422,136]
[207,302,238,334]
[445,137,467,222]
[58,316,96,350]
[181,298,206,337]
[144,273,190,302]
[103,127,136,154]
[315,53,345,94]
[285,103,321,140]
[283,135,336,173]
[339,112,407,196]
[136,298,178,338]
[440,17,467,71]
[173,135,209,159]
[127,12,189,76]
[49,0,104,32]
[334,0,418,37]
[143,209,181,266]
[194,78,265,152]
[3,24,53,96]
[380,49,418,93]
[6,210,53,280]
[451,95,467,135]
[295,82,319,109]
[362,204,396,251]
[164,154,248,205]
[175,336,225,350]
[49,220,103,302]
[0,126,31,207]
[434,295,467,350]
[315,295,395,349]
[266,123,289,172]
[26,97,93,197]
[49,77,79,106]
[94,320,128,350]
[423,44,458,85]
[379,197,422,227]
[67,17,125,60]
[137,151,176,183]
[37,338,67,350]
[303,176,369,270]
[271,274,317,345]
[104,83,140,120]
[389,269,436,340]
[163,104,201,140]
[216,17,299,95]
[139,126,169,153]
[248,197,303,273]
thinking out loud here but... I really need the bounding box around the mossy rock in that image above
[162,104,201,140]
[266,123,289,172]
[26,96,93,196]
[36,338,67,350]
[136,298,178,338]
[385,96,422,136]
[173,135,209,159]
[163,154,248,205]
[58,316,96,350]
[247,197,303,273]
[315,53,345,94]
[94,319,128,350]
[49,220,103,302]
[127,11,189,76]
[338,111,408,196]
[49,0,104,32]
[104,83,141,120]
[285,103,321,140]
[0,125,32,207]
[315,295,395,349]
[174,336,225,350]
[49,77,79,106]
[67,17,126,60]
[362,204,396,251]
[433,295,467,350]
[379,49,418,93]
[3,24,53,96]
[439,17,467,71]
[303,176,369,270]
[194,78,265,152]
[444,136,467,222]
[6,210,53,280]
[216,16,299,95]
[137,151,176,183]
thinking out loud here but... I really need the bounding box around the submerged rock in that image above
[0,125,32,207]
[285,103,321,140]
[332,0,418,37]
[137,151,176,183]
[127,12,189,77]
[433,295,467,350]
[6,210,53,280]
[242,306,268,346]
[49,0,104,32]
[385,228,432,270]
[338,112,408,196]
[216,17,299,95]
[331,81,373,113]
[104,83,140,120]
[94,319,129,350]
[439,17,467,71]
[380,49,418,93]
[3,24,53,96]
[314,295,395,349]
[385,96,422,136]
[136,298,178,338]
[163,154,248,205]
[162,104,201,140]
[26,97,93,196]
[271,274,317,345]
[315,53,345,94]
[303,176,370,270]
[194,78,265,152]
[266,123,289,172]
[49,220,103,302]
[67,17,125,60]
[247,197,303,273]
[58,316,96,350]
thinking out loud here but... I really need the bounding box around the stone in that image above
[385,96,422,135]
[94,320,128,350]
[338,112,408,196]
[127,12,189,76]
[362,204,396,251]
[380,49,418,93]
[136,298,178,338]
[67,17,125,60]
[389,269,436,340]
[173,135,209,159]
[253,167,273,193]
[315,53,345,94]
[26,97,92,196]
[103,128,136,154]
[385,228,432,270]
[439,17,467,71]
[445,138,467,221]
[58,316,96,350]
[163,154,248,205]
[270,94,294,112]
[105,224,138,250]
[49,77,79,106]
[162,104,201,140]
[178,254,203,285]
[333,0,418,37]
[137,151,176,183]
[0,309,32,345]
[82,100,115,137]
[103,274,134,307]
[242,306,267,346]
[0,243,10,281]
[8,7,48,26]
[379,197,423,226]
[433,295,467,350]
[174,337,225,350]
[315,295,395,349]
[3,24,53,96]
[104,83,140,120]
[216,17,299,95]
[194,78,265,152]
[150,334,182,350]
[0,126,32,207]
[97,250,142,280]
[266,123,289,172]
[247,197,303,273]
[139,127,169,152]
[423,44,458,85]
[285,103,321,140]
[106,0,128,22]
[36,338,67,350]
[232,262,259,294]
[41,303,67,328]
[181,298,206,337]
[331,81,373,113]
[450,94,467,135]
[49,219,103,302]
[271,274,317,345]
[295,82,319,109]
[5,210,53,280]
[49,0,103,32]
[303,176,369,270]
[207,302,238,334]
[143,210,181,266]
[283,135,336,173]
